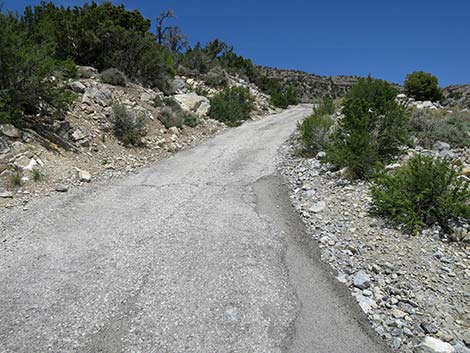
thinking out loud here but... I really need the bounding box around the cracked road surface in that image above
[0,106,389,353]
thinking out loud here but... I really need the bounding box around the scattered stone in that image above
[78,170,91,182]
[0,190,13,198]
[309,201,326,214]
[421,322,439,334]
[55,184,69,193]
[353,270,371,289]
[68,81,86,93]
[71,128,89,142]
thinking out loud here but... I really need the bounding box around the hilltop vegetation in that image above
[0,1,298,133]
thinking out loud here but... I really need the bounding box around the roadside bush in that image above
[411,110,470,148]
[0,12,72,126]
[325,77,409,179]
[203,66,229,88]
[371,154,470,235]
[270,85,299,109]
[184,112,199,127]
[209,86,254,126]
[100,68,127,86]
[404,71,442,102]
[299,97,335,155]
[112,104,146,146]
[158,106,184,128]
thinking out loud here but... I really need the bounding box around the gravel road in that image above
[0,106,389,353]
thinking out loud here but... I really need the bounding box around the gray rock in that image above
[391,338,402,349]
[71,128,89,142]
[0,136,10,154]
[141,91,157,102]
[10,141,26,155]
[93,88,113,107]
[309,201,326,213]
[353,270,371,289]
[463,332,470,347]
[68,81,86,93]
[433,141,451,152]
[421,322,439,334]
[55,184,69,193]
[0,124,21,138]
[0,190,13,198]
[453,342,470,353]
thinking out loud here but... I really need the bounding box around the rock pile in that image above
[278,138,470,352]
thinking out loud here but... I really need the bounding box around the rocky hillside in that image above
[258,66,360,102]
[443,85,470,109]
[0,67,275,208]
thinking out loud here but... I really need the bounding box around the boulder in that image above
[168,126,179,135]
[71,128,89,142]
[0,124,21,138]
[414,337,455,353]
[173,93,210,116]
[460,167,470,177]
[433,141,451,152]
[353,270,371,289]
[93,88,114,107]
[68,81,86,93]
[309,201,326,213]
[13,156,38,171]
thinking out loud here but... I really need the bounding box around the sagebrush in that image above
[112,104,146,146]
[371,154,470,235]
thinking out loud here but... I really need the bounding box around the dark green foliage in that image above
[19,2,175,91]
[299,97,335,155]
[404,71,442,102]
[0,11,72,126]
[411,110,470,148]
[112,104,146,146]
[270,85,299,109]
[209,87,254,126]
[184,112,199,127]
[371,154,470,235]
[325,77,409,179]
[158,106,184,128]
[100,68,127,86]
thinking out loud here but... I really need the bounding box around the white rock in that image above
[173,93,210,116]
[168,126,179,135]
[0,124,21,138]
[78,170,91,182]
[415,337,455,353]
[0,190,13,198]
[353,270,371,289]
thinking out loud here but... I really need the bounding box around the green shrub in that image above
[371,154,470,235]
[0,12,72,126]
[100,68,127,86]
[184,112,199,127]
[31,168,43,182]
[314,97,335,116]
[299,114,333,156]
[112,104,146,146]
[411,110,470,148]
[298,97,335,155]
[404,71,442,102]
[209,86,254,126]
[158,106,184,128]
[270,85,299,109]
[325,77,409,178]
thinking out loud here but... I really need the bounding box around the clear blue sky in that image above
[3,0,469,86]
